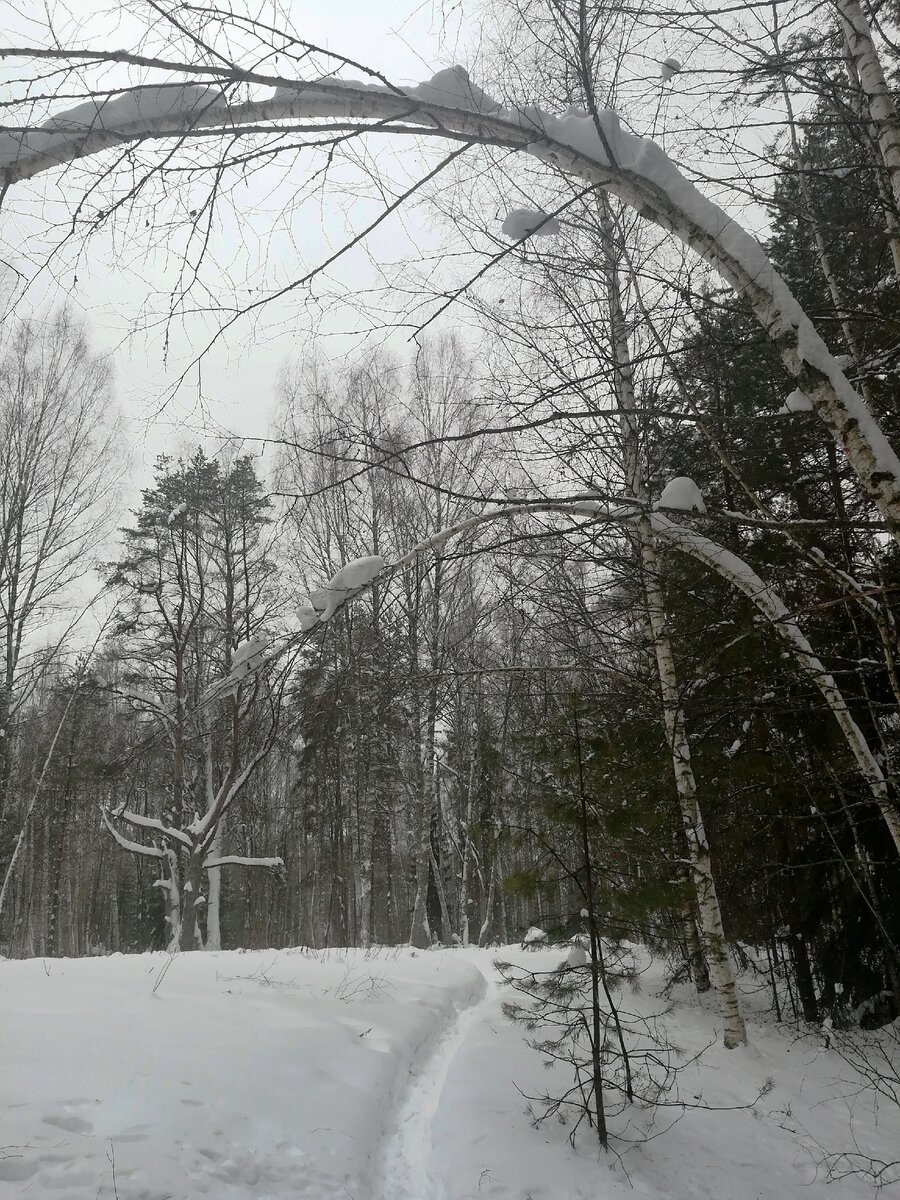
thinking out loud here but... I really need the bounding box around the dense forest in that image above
[1,0,900,1066]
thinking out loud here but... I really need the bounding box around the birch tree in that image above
[2,5,900,541]
[0,310,120,897]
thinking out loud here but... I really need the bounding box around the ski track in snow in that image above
[374,967,489,1200]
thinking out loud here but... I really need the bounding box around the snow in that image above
[204,636,268,701]
[201,854,282,869]
[405,66,501,115]
[657,475,707,513]
[562,941,588,969]
[521,924,547,947]
[501,207,560,239]
[778,388,814,414]
[0,945,895,1199]
[297,604,320,631]
[231,635,268,676]
[166,502,187,525]
[660,57,682,80]
[45,85,215,130]
[310,555,386,622]
[0,85,216,167]
[273,66,500,116]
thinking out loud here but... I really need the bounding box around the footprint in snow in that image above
[42,1114,93,1134]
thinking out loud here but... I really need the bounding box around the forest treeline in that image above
[1,0,900,1056]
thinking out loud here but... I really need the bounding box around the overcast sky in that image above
[1,0,786,498]
[3,0,478,487]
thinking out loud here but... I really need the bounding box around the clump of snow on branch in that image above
[521,925,548,949]
[45,85,215,130]
[562,942,588,970]
[211,635,268,698]
[274,65,499,115]
[406,66,500,114]
[501,208,560,239]
[166,502,188,525]
[309,556,385,622]
[0,85,216,166]
[660,57,682,81]
[297,604,320,632]
[232,636,268,676]
[777,388,813,414]
[657,477,707,513]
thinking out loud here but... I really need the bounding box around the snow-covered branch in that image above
[100,807,165,859]
[189,743,274,849]
[3,59,900,538]
[202,855,283,870]
[115,808,192,848]
[319,493,899,857]
[646,512,900,855]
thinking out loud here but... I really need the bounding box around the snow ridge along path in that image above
[374,962,489,1200]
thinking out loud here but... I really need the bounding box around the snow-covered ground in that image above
[0,945,895,1199]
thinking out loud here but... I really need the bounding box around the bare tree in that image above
[0,309,120,884]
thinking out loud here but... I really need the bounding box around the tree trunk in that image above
[640,527,747,1048]
[599,199,746,1048]
[206,824,223,951]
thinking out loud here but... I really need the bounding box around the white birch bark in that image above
[599,202,746,1046]
[836,0,900,219]
[649,513,900,856]
[457,748,478,947]
[205,822,223,951]
[639,526,747,1047]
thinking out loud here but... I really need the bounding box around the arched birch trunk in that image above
[3,58,900,536]
[648,512,900,856]
[392,498,900,856]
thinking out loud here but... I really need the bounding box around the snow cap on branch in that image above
[309,555,386,622]
[522,925,548,947]
[45,84,215,130]
[166,502,188,525]
[297,604,320,631]
[273,65,500,116]
[777,388,813,414]
[657,476,707,513]
[231,636,268,676]
[0,84,217,167]
[563,942,588,969]
[406,66,501,114]
[209,635,269,699]
[501,208,560,239]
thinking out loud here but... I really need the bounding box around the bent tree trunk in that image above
[6,64,900,537]
[650,513,900,857]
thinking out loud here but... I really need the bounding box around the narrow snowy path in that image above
[373,967,490,1200]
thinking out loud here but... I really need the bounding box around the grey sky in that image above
[3,0,475,483]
